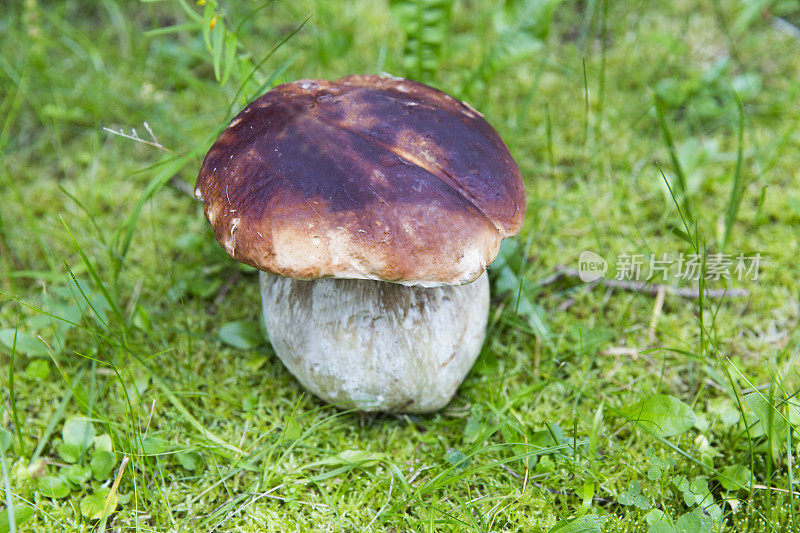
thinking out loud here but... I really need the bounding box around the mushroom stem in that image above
[259,271,489,413]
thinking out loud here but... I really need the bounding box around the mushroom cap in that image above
[196,75,526,286]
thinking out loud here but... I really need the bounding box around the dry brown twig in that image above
[103,122,197,199]
[102,122,173,153]
[648,285,666,342]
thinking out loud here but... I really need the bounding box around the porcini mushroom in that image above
[196,75,525,413]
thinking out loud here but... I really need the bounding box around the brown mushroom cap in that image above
[196,75,526,286]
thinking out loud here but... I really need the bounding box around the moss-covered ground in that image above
[0,1,798,531]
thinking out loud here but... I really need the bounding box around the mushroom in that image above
[195,75,525,413]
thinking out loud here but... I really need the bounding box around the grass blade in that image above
[722,91,746,250]
[654,92,693,220]
[152,378,244,456]
[113,153,195,264]
[6,322,26,457]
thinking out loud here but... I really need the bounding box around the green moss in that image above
[0,0,798,530]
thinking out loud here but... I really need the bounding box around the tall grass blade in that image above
[113,154,195,265]
[722,91,746,250]
[654,93,693,220]
[229,15,311,110]
[6,322,26,457]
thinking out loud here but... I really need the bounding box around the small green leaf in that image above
[717,465,753,491]
[282,416,302,442]
[304,449,385,481]
[80,487,118,520]
[464,410,483,442]
[549,514,602,533]
[0,504,34,533]
[66,464,92,485]
[530,422,567,449]
[634,494,651,510]
[244,355,268,371]
[648,465,663,480]
[132,304,152,334]
[619,480,645,507]
[513,293,552,342]
[693,413,710,432]
[646,449,672,470]
[221,31,237,85]
[0,428,11,453]
[745,393,788,458]
[648,523,677,533]
[708,398,741,426]
[0,329,49,357]
[670,226,693,244]
[202,1,214,50]
[186,274,222,298]
[494,264,520,295]
[740,410,765,438]
[141,436,171,456]
[242,393,259,412]
[37,475,70,498]
[218,321,263,350]
[445,448,471,472]
[706,503,723,523]
[90,450,116,481]
[673,476,690,493]
[176,451,203,471]
[788,402,800,426]
[211,15,224,82]
[57,442,80,463]
[622,394,697,438]
[24,359,50,380]
[320,450,384,467]
[143,21,201,38]
[93,434,113,453]
[689,478,708,495]
[681,478,711,508]
[124,375,150,401]
[675,511,704,533]
[62,416,95,450]
[568,325,615,357]
[645,509,670,525]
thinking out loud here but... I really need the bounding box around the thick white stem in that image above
[259,271,489,413]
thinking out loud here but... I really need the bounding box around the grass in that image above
[1,0,799,531]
